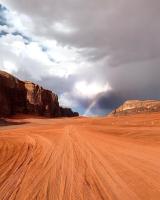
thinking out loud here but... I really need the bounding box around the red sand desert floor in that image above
[0,113,160,200]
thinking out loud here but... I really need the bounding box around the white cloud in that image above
[0,3,88,81]
[59,92,78,108]
[52,21,76,34]
[2,60,17,73]
[0,25,86,80]
[74,81,112,98]
[7,11,33,33]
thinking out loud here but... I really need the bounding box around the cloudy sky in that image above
[0,0,160,115]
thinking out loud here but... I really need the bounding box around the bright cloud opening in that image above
[2,60,17,73]
[74,81,112,98]
[52,22,76,34]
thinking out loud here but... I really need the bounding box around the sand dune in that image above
[0,114,160,199]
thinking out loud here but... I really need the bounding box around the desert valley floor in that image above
[0,113,160,200]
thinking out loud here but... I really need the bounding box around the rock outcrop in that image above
[24,81,61,117]
[110,100,160,116]
[0,71,27,116]
[0,70,79,117]
[60,107,79,117]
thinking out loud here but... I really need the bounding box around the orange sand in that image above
[0,113,160,199]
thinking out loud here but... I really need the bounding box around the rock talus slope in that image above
[0,70,78,117]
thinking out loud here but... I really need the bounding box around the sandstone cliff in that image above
[110,100,160,116]
[0,70,79,117]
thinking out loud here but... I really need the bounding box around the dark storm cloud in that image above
[37,75,78,95]
[0,0,160,115]
[12,0,159,68]
[69,91,125,115]
[96,91,125,111]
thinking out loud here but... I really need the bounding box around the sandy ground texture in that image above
[0,113,160,200]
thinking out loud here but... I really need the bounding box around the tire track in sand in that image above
[0,118,160,200]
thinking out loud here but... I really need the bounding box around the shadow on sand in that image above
[0,119,29,127]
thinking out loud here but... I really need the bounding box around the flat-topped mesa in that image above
[0,70,79,117]
[110,100,160,116]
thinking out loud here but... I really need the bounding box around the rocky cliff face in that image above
[110,100,160,116]
[0,71,79,117]
[24,81,61,117]
[0,71,27,116]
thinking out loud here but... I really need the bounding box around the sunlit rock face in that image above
[110,100,160,116]
[0,70,78,117]
[24,81,61,117]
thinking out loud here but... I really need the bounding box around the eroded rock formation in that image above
[110,100,160,116]
[0,71,27,116]
[0,70,79,117]
[24,81,61,117]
